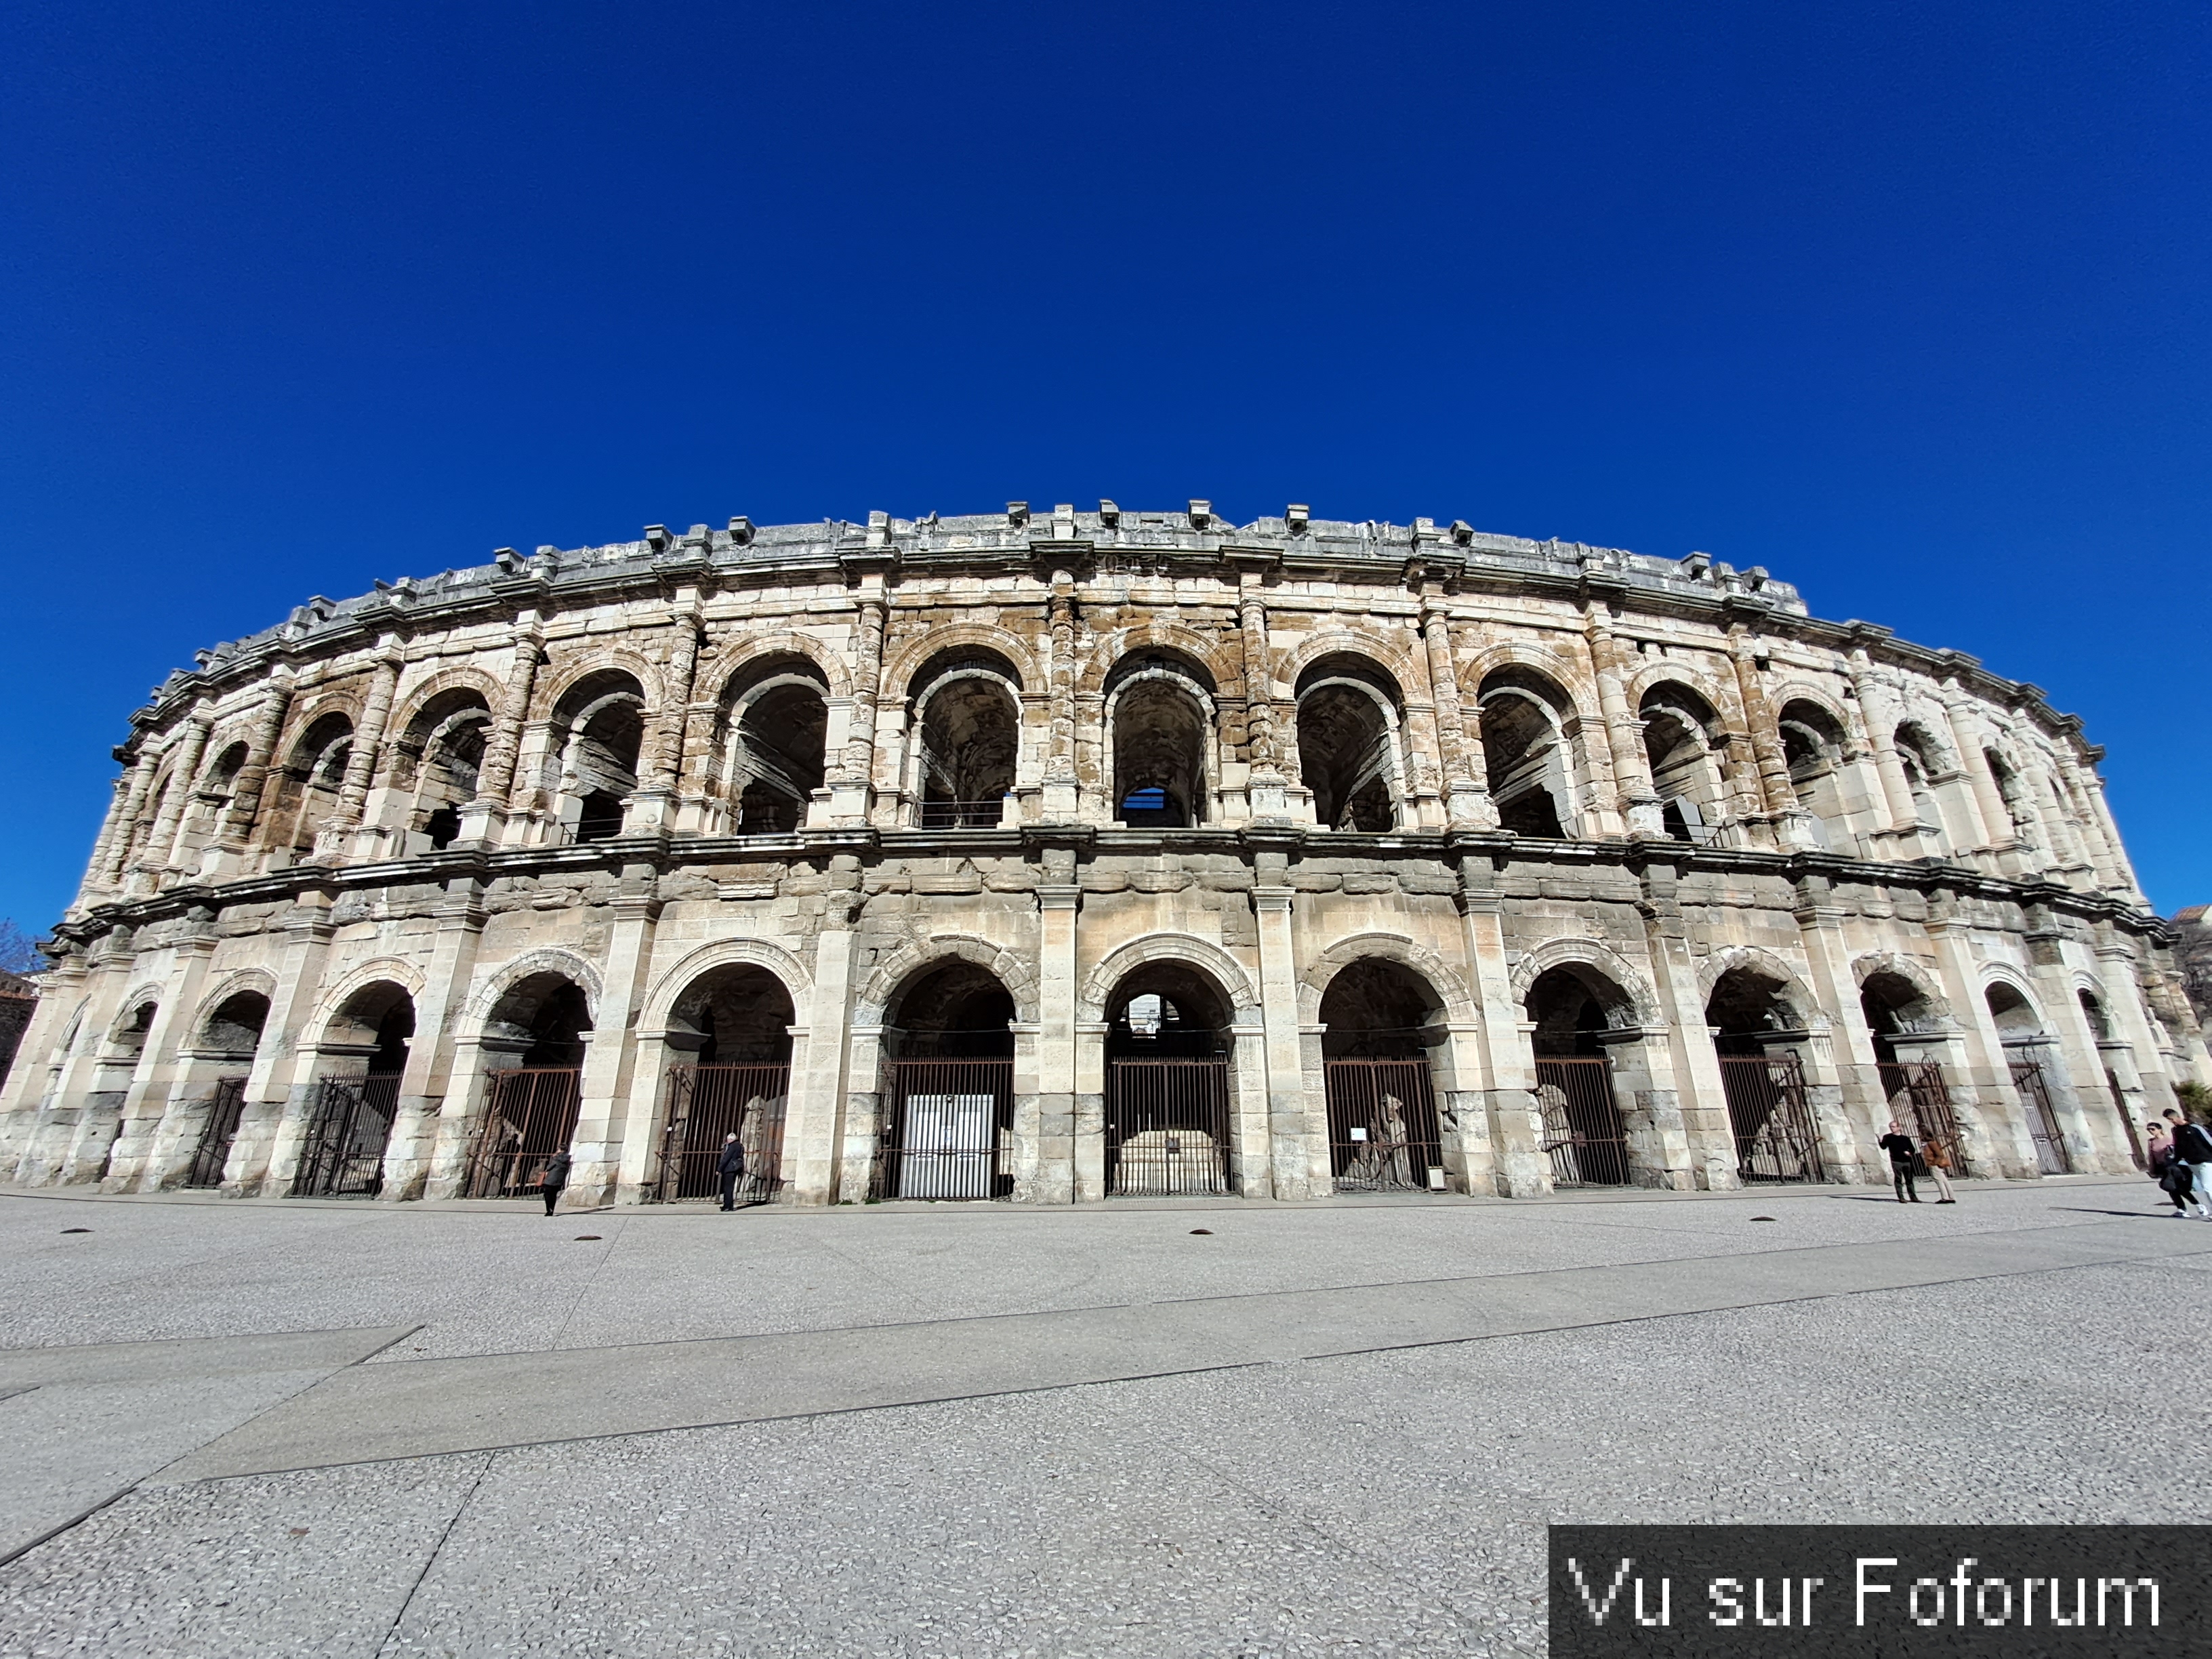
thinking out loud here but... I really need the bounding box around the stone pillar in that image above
[0,954,87,1172]
[321,648,403,861]
[832,586,888,823]
[1634,861,1735,1187]
[98,754,163,890]
[383,876,489,1202]
[790,863,863,1203]
[1584,608,1661,836]
[1847,651,1926,853]
[98,925,220,1191]
[208,672,295,874]
[564,865,662,1208]
[75,774,136,905]
[465,624,544,844]
[1456,855,1551,1195]
[1944,700,2026,873]
[1040,571,1081,822]
[627,605,701,832]
[226,893,337,1195]
[1788,874,1884,1183]
[19,932,139,1185]
[1237,573,1294,823]
[2060,750,2137,898]
[1420,603,1496,828]
[1251,848,1307,1197]
[1031,844,1080,1204]
[138,714,213,882]
[1726,626,1803,848]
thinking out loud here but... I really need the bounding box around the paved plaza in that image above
[1,1175,2205,1656]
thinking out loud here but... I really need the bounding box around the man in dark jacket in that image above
[717,1131,746,1212]
[2165,1109,2212,1222]
[539,1147,572,1216]
[1877,1120,1920,1203]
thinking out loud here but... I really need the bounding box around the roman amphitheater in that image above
[3,503,2200,1211]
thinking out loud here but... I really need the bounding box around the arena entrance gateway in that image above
[1317,958,1448,1193]
[1103,963,1235,1197]
[873,961,1017,1200]
[655,964,795,1203]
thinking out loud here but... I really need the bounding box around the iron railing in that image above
[182,1076,249,1189]
[2010,1059,2072,1175]
[1106,1057,1234,1197]
[290,1073,401,1197]
[465,1067,583,1198]
[656,1064,790,1203]
[1878,1060,1963,1176]
[917,798,1006,830]
[1718,1054,1828,1184]
[875,1058,1015,1200]
[1534,1057,1631,1187]
[1324,1058,1445,1192]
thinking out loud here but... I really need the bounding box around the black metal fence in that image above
[290,1073,401,1197]
[465,1067,583,1198]
[1879,1059,1963,1176]
[917,798,1005,830]
[1534,1057,1630,1186]
[182,1076,249,1189]
[1106,1057,1234,1196]
[2009,1059,2072,1174]
[657,1063,790,1202]
[876,1058,1015,1200]
[1717,1053,1828,1183]
[1324,1058,1444,1192]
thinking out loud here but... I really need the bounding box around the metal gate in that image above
[1878,1060,1963,1176]
[2010,1059,2072,1174]
[1105,1058,1233,1196]
[1324,1059,1444,1192]
[465,1067,583,1198]
[290,1073,401,1197]
[1534,1057,1630,1187]
[183,1076,249,1189]
[656,1063,790,1202]
[1718,1054,1828,1183]
[876,1059,1015,1200]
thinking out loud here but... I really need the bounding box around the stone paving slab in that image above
[156,1214,2201,1481]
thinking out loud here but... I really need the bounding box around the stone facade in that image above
[2,504,2201,1208]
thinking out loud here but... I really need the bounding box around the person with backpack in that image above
[1921,1134,1959,1204]
[1878,1120,1921,1203]
[2147,1123,2200,1218]
[2163,1109,2212,1221]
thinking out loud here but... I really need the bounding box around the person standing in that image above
[2146,1123,2200,1218]
[537,1145,572,1216]
[1922,1134,1958,1204]
[1878,1120,1921,1203]
[2163,1109,2212,1221]
[716,1130,747,1212]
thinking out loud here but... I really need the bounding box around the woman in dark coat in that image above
[538,1147,573,1216]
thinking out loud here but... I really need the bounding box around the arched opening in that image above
[272,712,354,861]
[1318,959,1446,1191]
[1104,962,1235,1195]
[657,964,796,1203]
[1893,723,1948,848]
[178,740,251,863]
[1294,657,1404,832]
[1639,686,1725,844]
[1524,965,1631,1185]
[1986,981,2071,1174]
[1109,653,1213,827]
[877,962,1017,1200]
[1705,967,1827,1183]
[548,670,645,844]
[82,997,158,1182]
[465,972,592,1198]
[293,983,412,1197]
[911,651,1021,828]
[392,689,492,853]
[1478,670,1576,838]
[717,657,828,834]
[1778,700,1850,851]
[1860,969,1961,1166]
[183,989,269,1189]
[2076,987,2144,1165]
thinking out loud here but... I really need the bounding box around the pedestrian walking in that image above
[2163,1109,2212,1221]
[2146,1124,2200,1218]
[537,1146,572,1216]
[1922,1134,1958,1204]
[716,1130,746,1211]
[1878,1119,1921,1203]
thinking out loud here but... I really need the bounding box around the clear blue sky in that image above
[2,1,2205,930]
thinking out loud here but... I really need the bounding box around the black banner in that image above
[1550,1526,2211,1657]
